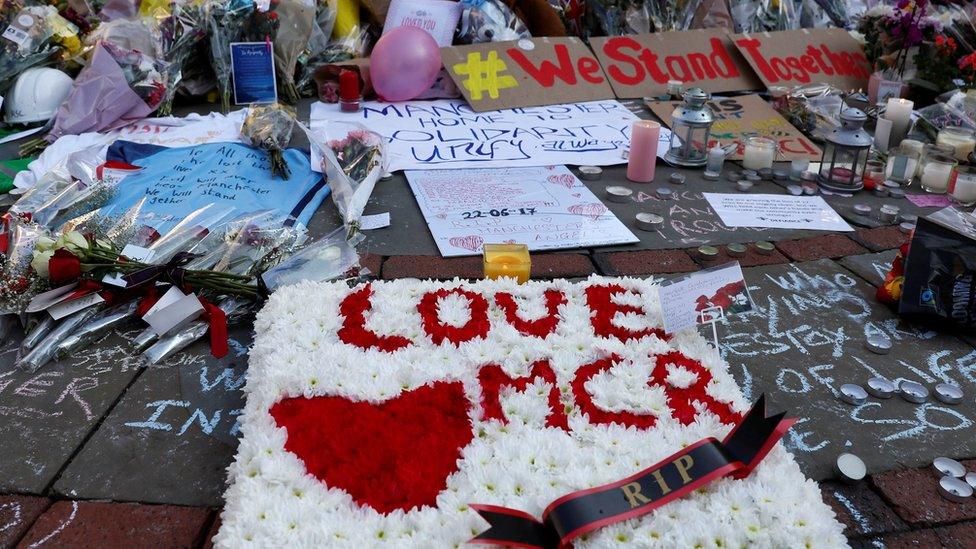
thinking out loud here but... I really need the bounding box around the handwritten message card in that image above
[405,165,638,257]
[703,193,853,232]
[310,99,661,172]
[659,262,752,334]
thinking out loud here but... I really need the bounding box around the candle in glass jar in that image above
[627,121,660,183]
[936,127,976,162]
[884,98,914,145]
[920,162,954,193]
[483,243,531,283]
[742,138,776,170]
[950,168,976,206]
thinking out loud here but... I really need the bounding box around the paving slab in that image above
[838,250,899,288]
[819,481,906,539]
[0,332,146,495]
[851,226,910,252]
[593,249,698,276]
[51,327,250,507]
[774,234,867,261]
[16,501,210,548]
[0,495,50,548]
[723,259,976,481]
[871,465,976,526]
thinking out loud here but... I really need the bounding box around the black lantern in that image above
[818,108,873,193]
[664,88,715,167]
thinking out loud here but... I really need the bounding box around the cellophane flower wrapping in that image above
[0,4,79,93]
[305,121,386,242]
[45,41,169,143]
[588,0,703,34]
[242,103,297,180]
[148,1,208,116]
[266,0,315,103]
[205,0,254,113]
[0,217,48,315]
[728,0,802,33]
[260,226,360,293]
[456,0,530,44]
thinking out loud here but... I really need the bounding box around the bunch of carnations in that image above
[242,103,297,180]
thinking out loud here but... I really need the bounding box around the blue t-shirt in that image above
[99,141,330,234]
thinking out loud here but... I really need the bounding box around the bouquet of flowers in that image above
[456,0,530,43]
[0,4,81,93]
[727,0,802,33]
[269,0,314,104]
[242,103,296,179]
[205,0,254,113]
[149,1,208,116]
[856,1,942,82]
[306,121,385,241]
[20,41,169,156]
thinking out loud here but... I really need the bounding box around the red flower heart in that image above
[270,382,473,514]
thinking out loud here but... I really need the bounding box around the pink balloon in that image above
[370,27,443,102]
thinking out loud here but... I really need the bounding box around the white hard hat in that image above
[4,67,73,125]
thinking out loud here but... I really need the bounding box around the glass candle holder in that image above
[863,161,886,190]
[884,143,921,186]
[483,243,531,284]
[742,137,776,171]
[918,151,958,194]
[950,165,976,206]
[936,126,976,162]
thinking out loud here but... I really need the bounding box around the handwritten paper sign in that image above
[589,29,761,98]
[648,94,820,161]
[383,0,461,46]
[441,37,615,112]
[405,165,638,257]
[310,100,646,172]
[731,28,870,91]
[659,262,752,334]
[703,193,853,232]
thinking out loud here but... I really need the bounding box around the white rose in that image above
[57,231,89,254]
[30,249,54,278]
[35,236,56,252]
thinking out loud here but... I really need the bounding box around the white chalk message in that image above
[310,99,662,172]
[704,193,853,232]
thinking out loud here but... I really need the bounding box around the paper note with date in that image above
[406,165,639,257]
[703,193,853,231]
[311,99,669,172]
[658,262,753,334]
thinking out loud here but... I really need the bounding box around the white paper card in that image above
[102,245,156,287]
[383,0,462,47]
[658,262,753,334]
[48,292,105,320]
[360,212,391,230]
[310,100,660,172]
[26,283,79,313]
[2,25,29,46]
[703,193,854,232]
[142,288,204,336]
[406,165,639,257]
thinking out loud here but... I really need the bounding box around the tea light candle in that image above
[755,241,775,255]
[866,377,895,399]
[885,98,913,145]
[605,186,633,203]
[934,383,964,405]
[839,383,868,405]
[966,472,976,490]
[933,457,966,478]
[742,138,776,170]
[483,243,531,284]
[920,161,954,193]
[899,380,929,403]
[635,212,664,231]
[836,453,866,483]
[628,121,661,183]
[939,476,974,502]
[866,335,892,354]
[726,243,747,257]
[736,180,753,192]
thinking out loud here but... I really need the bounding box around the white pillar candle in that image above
[874,118,892,153]
[936,130,976,162]
[884,98,914,146]
[950,172,976,204]
[742,140,775,170]
[920,162,954,193]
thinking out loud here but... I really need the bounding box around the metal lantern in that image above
[664,88,715,167]
[818,108,873,192]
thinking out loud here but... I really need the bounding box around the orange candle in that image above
[483,244,531,284]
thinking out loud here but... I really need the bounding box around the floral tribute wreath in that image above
[216,276,844,547]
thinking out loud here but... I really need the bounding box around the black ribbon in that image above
[122,251,199,288]
[470,395,794,549]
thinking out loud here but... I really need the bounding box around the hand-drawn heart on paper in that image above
[547,174,576,189]
[568,203,608,220]
[270,382,473,514]
[449,235,484,252]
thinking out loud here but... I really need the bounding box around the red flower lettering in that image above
[494,289,566,338]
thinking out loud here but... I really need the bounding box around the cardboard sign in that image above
[647,94,820,161]
[730,28,870,91]
[441,37,615,112]
[589,29,761,98]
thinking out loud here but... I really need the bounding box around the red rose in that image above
[48,249,82,284]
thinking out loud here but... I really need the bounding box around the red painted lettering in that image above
[507,44,578,87]
[577,56,604,84]
[602,36,646,86]
[708,37,739,79]
[735,38,778,83]
[665,55,692,81]
[687,52,716,80]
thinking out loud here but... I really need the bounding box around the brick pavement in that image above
[1,221,972,548]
